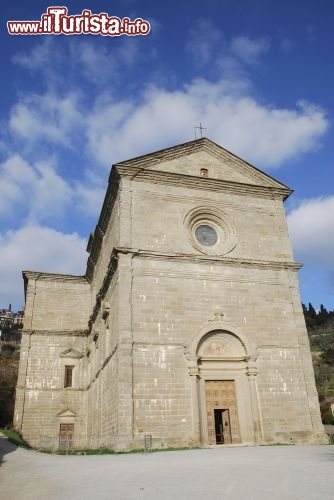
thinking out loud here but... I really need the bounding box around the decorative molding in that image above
[198,331,247,358]
[21,329,87,337]
[198,365,249,373]
[134,341,186,348]
[188,366,200,376]
[257,345,302,350]
[60,348,83,359]
[132,268,283,285]
[198,356,248,363]
[115,137,291,192]
[184,206,237,256]
[208,310,226,322]
[22,270,89,284]
[116,165,291,201]
[190,321,256,360]
[116,246,302,272]
[57,408,77,417]
[16,386,86,392]
[246,367,258,377]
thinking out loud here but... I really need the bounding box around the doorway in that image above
[205,380,241,445]
[59,423,74,450]
[214,409,232,444]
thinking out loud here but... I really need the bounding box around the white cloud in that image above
[0,225,87,309]
[185,25,269,70]
[230,36,270,65]
[0,152,107,227]
[287,196,334,268]
[13,37,56,71]
[68,40,130,85]
[14,36,145,89]
[0,155,72,223]
[8,36,328,171]
[9,91,83,146]
[86,86,199,165]
[74,183,105,218]
[279,36,294,53]
[85,80,328,168]
[31,161,73,221]
[185,19,222,66]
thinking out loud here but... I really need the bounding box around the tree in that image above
[321,346,334,365]
[308,302,317,319]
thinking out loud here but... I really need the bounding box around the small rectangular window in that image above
[64,365,74,388]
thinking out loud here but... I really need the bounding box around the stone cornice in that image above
[21,329,87,337]
[197,356,248,363]
[87,246,301,333]
[258,344,304,349]
[22,270,89,284]
[115,247,302,271]
[115,137,291,191]
[22,271,90,303]
[115,165,292,201]
[134,340,186,347]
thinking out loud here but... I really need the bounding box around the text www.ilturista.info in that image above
[7,6,151,36]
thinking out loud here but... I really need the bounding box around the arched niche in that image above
[197,330,247,360]
[189,320,255,361]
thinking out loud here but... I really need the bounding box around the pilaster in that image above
[116,253,134,449]
[246,366,263,442]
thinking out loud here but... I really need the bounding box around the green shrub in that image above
[0,428,31,448]
[322,410,334,425]
[328,435,334,445]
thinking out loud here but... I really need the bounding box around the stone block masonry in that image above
[14,138,327,450]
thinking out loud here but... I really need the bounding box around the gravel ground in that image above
[1,434,334,500]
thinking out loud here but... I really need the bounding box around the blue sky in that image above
[1,0,334,311]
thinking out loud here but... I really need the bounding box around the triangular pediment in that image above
[57,408,77,417]
[115,138,290,191]
[60,348,83,359]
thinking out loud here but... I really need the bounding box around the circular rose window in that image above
[195,224,218,246]
[184,206,237,256]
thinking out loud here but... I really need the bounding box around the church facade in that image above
[14,138,327,451]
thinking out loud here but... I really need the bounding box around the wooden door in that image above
[59,423,74,450]
[205,380,240,445]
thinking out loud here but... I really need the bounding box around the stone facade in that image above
[14,138,327,450]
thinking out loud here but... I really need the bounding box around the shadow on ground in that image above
[0,432,18,467]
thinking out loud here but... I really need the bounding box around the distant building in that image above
[0,307,23,341]
[14,138,327,450]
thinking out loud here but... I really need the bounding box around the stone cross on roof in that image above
[194,122,207,139]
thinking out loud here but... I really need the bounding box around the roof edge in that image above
[22,270,89,283]
[114,137,292,191]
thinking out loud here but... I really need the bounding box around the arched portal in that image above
[191,328,262,446]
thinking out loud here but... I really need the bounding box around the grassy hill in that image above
[0,327,21,427]
[304,303,334,424]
